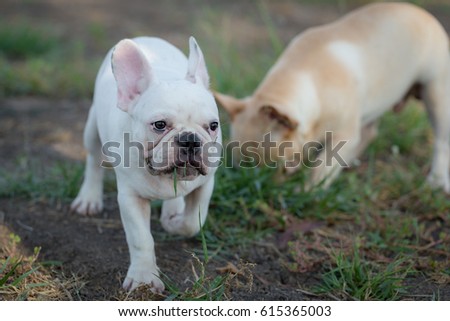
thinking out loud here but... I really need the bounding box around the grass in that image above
[0,22,59,60]
[1,1,449,300]
[160,238,232,301]
[162,256,230,301]
[161,214,231,300]
[0,161,85,202]
[0,231,84,300]
[0,21,99,98]
[315,248,411,300]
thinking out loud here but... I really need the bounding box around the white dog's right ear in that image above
[111,39,152,112]
[214,92,247,120]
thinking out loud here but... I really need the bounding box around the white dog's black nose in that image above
[176,132,201,155]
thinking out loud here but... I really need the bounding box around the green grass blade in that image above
[0,257,11,275]
[0,259,22,286]
[173,168,177,197]
[12,266,40,287]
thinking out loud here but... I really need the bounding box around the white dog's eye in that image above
[153,121,166,131]
[209,122,219,131]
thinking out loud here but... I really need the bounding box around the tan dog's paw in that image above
[426,173,450,193]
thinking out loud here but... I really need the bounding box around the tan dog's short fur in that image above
[215,2,450,192]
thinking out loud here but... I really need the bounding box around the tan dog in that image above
[215,2,450,192]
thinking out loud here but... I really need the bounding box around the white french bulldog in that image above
[71,36,222,293]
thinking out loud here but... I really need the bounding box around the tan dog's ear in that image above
[260,105,298,130]
[214,92,247,119]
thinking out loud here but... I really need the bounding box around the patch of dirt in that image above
[1,0,450,300]
[0,194,316,300]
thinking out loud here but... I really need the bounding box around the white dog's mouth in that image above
[145,157,207,181]
[145,131,211,180]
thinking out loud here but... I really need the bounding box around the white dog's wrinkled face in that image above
[134,82,220,180]
[111,38,221,180]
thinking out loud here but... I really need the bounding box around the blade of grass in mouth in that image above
[173,167,177,197]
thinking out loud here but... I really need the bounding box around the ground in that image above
[0,0,449,300]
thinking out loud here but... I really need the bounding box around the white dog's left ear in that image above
[186,37,209,88]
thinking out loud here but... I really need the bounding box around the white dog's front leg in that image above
[161,177,214,237]
[117,191,164,293]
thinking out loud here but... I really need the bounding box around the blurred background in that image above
[1,0,449,99]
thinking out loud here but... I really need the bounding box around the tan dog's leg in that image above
[354,121,379,159]
[309,117,361,189]
[423,71,450,193]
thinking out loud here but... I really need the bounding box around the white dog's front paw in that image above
[70,190,103,215]
[123,265,164,294]
[426,173,450,193]
[161,197,199,237]
[161,212,200,237]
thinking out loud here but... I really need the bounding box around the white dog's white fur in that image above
[216,2,450,192]
[71,37,221,293]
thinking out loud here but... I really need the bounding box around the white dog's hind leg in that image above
[117,188,164,293]
[71,107,104,215]
[161,177,214,237]
[423,70,450,193]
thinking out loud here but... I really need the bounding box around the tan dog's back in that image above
[256,2,448,128]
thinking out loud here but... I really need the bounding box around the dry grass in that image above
[0,225,84,300]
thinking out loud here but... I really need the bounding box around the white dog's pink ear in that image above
[111,39,152,112]
[186,37,209,88]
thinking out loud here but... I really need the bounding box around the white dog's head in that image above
[111,37,221,180]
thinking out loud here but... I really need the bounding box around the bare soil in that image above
[1,0,449,300]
